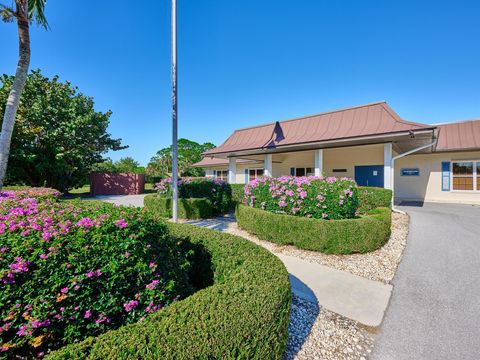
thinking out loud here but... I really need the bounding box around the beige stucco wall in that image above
[201,147,480,205]
[395,151,480,204]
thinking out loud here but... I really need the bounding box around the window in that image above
[216,170,228,182]
[295,167,314,176]
[452,161,477,191]
[249,168,264,181]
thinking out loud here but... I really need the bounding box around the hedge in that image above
[357,186,392,214]
[236,204,391,254]
[48,222,291,359]
[143,194,214,219]
[230,184,246,203]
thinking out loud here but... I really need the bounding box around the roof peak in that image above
[233,101,388,132]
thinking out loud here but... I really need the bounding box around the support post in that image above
[171,0,178,222]
[264,154,273,177]
[384,143,392,190]
[314,149,323,177]
[228,157,237,184]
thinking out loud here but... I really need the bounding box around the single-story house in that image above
[193,101,480,204]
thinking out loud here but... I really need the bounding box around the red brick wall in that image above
[90,172,145,196]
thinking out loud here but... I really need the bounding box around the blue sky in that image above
[1,0,479,165]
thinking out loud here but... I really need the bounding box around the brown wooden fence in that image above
[90,172,145,196]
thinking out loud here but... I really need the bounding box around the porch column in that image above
[264,154,273,177]
[228,157,236,184]
[384,143,392,189]
[314,149,323,177]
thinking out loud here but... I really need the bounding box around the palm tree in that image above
[0,0,48,189]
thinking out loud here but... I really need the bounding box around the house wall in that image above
[395,151,480,204]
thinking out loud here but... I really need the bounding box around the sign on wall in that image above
[400,168,420,176]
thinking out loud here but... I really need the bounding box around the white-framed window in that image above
[294,167,314,176]
[248,168,264,181]
[451,160,480,191]
[215,170,228,182]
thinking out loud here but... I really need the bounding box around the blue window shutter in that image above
[213,170,217,178]
[290,167,295,176]
[441,162,450,191]
[244,169,249,183]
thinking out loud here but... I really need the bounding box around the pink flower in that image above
[115,219,128,229]
[60,287,68,294]
[123,300,139,312]
[84,310,92,319]
[146,279,159,290]
[76,217,94,228]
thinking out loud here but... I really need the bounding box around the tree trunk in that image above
[0,0,30,189]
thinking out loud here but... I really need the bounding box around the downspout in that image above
[390,137,437,211]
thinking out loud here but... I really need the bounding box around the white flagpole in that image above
[171,0,178,222]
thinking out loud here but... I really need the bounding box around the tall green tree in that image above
[0,0,48,189]
[0,70,126,192]
[147,138,215,178]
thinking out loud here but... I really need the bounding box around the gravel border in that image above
[285,295,375,360]
[226,211,409,284]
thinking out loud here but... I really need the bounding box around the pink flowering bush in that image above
[155,177,232,214]
[0,190,194,357]
[244,176,358,220]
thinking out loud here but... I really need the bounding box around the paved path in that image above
[185,215,392,327]
[89,194,146,207]
[372,203,480,360]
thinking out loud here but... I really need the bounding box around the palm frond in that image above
[28,0,49,29]
[0,3,16,23]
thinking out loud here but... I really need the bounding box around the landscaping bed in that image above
[0,188,291,359]
[237,204,391,254]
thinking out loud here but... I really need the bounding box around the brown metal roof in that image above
[204,101,433,156]
[192,157,255,167]
[436,120,480,151]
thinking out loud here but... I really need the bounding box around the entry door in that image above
[354,165,384,187]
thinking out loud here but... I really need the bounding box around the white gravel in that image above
[285,295,375,360]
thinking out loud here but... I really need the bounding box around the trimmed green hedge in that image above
[48,222,291,359]
[357,186,392,214]
[144,194,214,219]
[230,184,246,203]
[236,204,391,254]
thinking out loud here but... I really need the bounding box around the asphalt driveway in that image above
[372,202,480,360]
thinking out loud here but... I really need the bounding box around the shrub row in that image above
[155,177,232,214]
[244,176,358,220]
[143,195,214,219]
[48,222,292,359]
[357,186,392,214]
[236,204,392,254]
[0,191,193,358]
[230,184,246,203]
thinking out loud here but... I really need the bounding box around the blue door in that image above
[355,165,384,187]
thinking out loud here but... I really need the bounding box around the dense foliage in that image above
[237,204,392,254]
[147,138,215,179]
[156,177,232,214]
[92,157,145,175]
[244,176,359,220]
[357,186,392,214]
[48,223,291,360]
[230,184,246,203]
[0,189,194,357]
[144,195,213,220]
[0,70,126,192]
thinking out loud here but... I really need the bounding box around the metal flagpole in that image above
[171,0,178,222]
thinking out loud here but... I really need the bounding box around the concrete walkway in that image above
[185,216,392,327]
[88,194,146,207]
[372,203,480,360]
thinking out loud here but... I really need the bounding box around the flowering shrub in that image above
[244,176,358,220]
[0,187,60,202]
[0,190,193,357]
[155,177,232,214]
